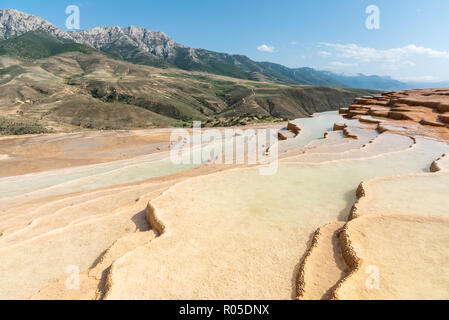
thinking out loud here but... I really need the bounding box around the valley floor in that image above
[0,89,449,300]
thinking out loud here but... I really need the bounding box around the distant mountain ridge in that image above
[0,8,407,90]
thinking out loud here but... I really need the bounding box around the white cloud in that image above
[330,61,358,68]
[317,51,332,57]
[257,44,275,53]
[396,75,437,82]
[290,41,297,45]
[321,43,449,64]
[380,60,416,71]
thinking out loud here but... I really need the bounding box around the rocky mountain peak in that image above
[0,8,181,58]
[0,8,60,40]
[0,8,408,90]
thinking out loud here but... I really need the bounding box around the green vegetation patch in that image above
[163,73,211,82]
[212,81,233,100]
[243,81,283,88]
[65,73,86,85]
[163,73,234,101]
[0,65,27,85]
[254,93,281,98]
[0,32,94,59]
[202,113,287,128]
[0,117,51,136]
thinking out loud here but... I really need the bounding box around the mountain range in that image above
[0,8,417,134]
[0,8,411,91]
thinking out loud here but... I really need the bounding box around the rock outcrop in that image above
[287,122,301,135]
[0,9,181,59]
[344,89,449,131]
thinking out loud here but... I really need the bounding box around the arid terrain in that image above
[1,88,448,300]
[0,51,375,135]
[0,9,382,135]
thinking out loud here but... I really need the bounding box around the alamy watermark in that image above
[366,5,380,30]
[170,122,280,175]
[65,5,80,30]
[365,265,380,290]
[65,265,80,290]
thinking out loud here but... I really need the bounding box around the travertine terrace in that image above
[1,89,449,300]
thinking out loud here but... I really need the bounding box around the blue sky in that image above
[3,0,449,81]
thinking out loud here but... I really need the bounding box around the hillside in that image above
[0,9,406,90]
[0,31,94,59]
[0,47,376,134]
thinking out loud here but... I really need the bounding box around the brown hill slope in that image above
[0,51,377,134]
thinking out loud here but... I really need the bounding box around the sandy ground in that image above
[332,214,449,300]
[1,89,449,300]
[0,129,175,177]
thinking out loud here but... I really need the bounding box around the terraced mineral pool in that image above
[306,127,378,154]
[282,132,413,163]
[1,110,448,300]
[0,150,172,197]
[0,112,344,207]
[105,135,449,300]
[0,158,197,206]
[1,134,254,207]
[278,112,343,152]
[360,171,449,216]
